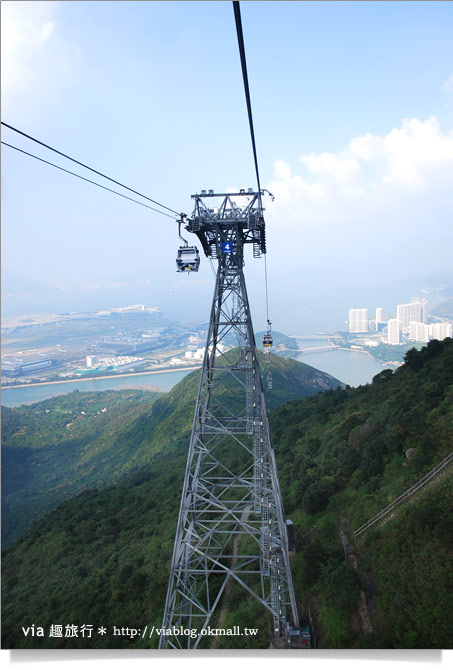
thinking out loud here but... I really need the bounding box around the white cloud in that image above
[349,133,384,161]
[265,116,453,276]
[1,1,78,118]
[382,117,453,185]
[270,159,326,202]
[1,2,56,95]
[299,152,360,181]
[268,116,453,212]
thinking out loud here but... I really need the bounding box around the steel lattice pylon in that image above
[159,192,300,649]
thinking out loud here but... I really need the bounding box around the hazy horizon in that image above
[2,267,451,336]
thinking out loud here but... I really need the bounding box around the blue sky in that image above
[2,1,453,330]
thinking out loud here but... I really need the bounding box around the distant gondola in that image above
[263,333,273,349]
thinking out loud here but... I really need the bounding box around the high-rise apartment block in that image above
[429,322,452,340]
[408,321,452,342]
[397,302,423,330]
[387,319,401,345]
[376,307,383,323]
[409,321,429,343]
[349,308,368,333]
[410,297,428,323]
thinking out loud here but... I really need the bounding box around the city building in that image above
[86,355,99,367]
[348,308,368,333]
[397,302,423,330]
[409,321,429,343]
[2,359,54,377]
[1,363,23,378]
[93,356,148,371]
[387,319,401,345]
[363,339,379,347]
[410,297,428,323]
[429,322,453,340]
[186,344,227,360]
[371,308,384,332]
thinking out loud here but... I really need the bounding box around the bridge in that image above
[297,345,339,354]
[290,335,342,341]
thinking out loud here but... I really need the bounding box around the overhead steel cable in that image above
[233,1,270,327]
[264,253,270,323]
[1,121,180,217]
[232,1,262,205]
[1,141,176,219]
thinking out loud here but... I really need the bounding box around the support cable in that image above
[1,141,175,219]
[1,121,180,216]
[264,253,270,324]
[232,1,262,207]
[208,257,217,280]
[233,1,272,340]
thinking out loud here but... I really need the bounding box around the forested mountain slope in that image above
[270,338,453,648]
[2,352,342,547]
[2,390,162,547]
[2,340,452,649]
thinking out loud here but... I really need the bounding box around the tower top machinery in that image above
[187,189,266,262]
[160,189,304,649]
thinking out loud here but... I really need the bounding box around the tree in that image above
[302,479,330,515]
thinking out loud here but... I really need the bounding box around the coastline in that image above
[1,366,202,390]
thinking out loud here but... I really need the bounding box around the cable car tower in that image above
[160,189,301,649]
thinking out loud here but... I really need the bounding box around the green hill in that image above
[2,389,162,547]
[2,353,342,547]
[2,340,451,649]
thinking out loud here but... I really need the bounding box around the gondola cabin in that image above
[263,333,273,349]
[176,246,200,273]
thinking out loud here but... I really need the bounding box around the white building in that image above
[86,355,98,367]
[397,302,423,330]
[100,355,147,370]
[364,339,379,347]
[348,308,368,333]
[387,319,401,345]
[412,296,429,323]
[409,321,429,343]
[376,307,383,324]
[429,322,452,341]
